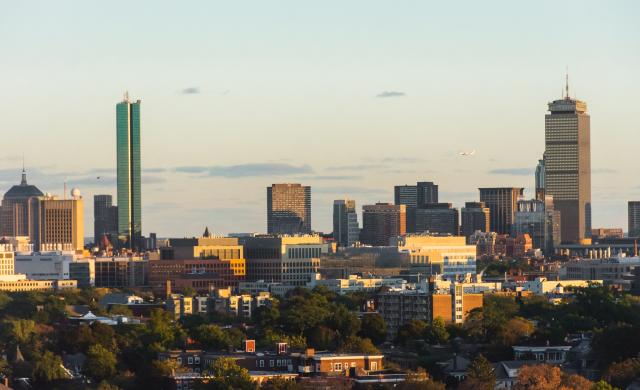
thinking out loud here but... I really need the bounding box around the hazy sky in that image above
[1,1,639,237]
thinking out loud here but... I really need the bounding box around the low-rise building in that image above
[306,274,406,294]
[396,234,476,278]
[560,256,640,289]
[95,256,147,288]
[212,289,273,317]
[519,277,602,295]
[166,294,193,319]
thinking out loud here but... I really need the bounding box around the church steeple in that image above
[203,226,211,238]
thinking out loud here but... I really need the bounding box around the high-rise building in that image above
[544,82,591,243]
[479,187,524,235]
[0,170,43,237]
[394,185,418,233]
[629,202,640,238]
[417,181,438,207]
[535,155,546,200]
[460,202,491,239]
[94,195,118,245]
[33,190,84,252]
[513,196,561,254]
[361,203,406,246]
[116,93,142,249]
[333,199,359,247]
[415,203,459,236]
[267,184,311,234]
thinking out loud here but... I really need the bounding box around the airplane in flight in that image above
[458,150,476,156]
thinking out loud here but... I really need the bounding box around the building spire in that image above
[124,90,130,102]
[20,161,27,186]
[565,68,570,99]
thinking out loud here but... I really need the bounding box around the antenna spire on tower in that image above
[565,67,569,99]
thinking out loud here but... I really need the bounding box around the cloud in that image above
[301,175,362,181]
[313,186,388,195]
[378,157,423,163]
[326,164,384,171]
[488,168,534,176]
[182,87,200,94]
[376,91,405,98]
[174,163,313,178]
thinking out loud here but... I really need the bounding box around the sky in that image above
[0,1,639,237]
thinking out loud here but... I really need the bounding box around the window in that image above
[334,363,342,371]
[177,357,182,364]
[371,362,378,370]
[259,360,264,367]
[194,356,200,364]
[188,356,193,364]
[270,360,274,367]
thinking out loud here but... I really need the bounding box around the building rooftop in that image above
[3,171,44,200]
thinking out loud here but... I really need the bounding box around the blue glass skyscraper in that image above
[116,92,142,249]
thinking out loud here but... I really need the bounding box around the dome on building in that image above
[3,170,44,200]
[71,188,81,198]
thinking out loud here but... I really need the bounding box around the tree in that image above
[424,317,449,345]
[462,308,485,341]
[396,320,428,344]
[196,324,231,350]
[85,344,117,381]
[561,374,593,389]
[182,287,197,297]
[515,364,562,390]
[8,319,36,344]
[196,357,257,390]
[261,377,301,390]
[340,336,380,355]
[590,380,617,390]
[109,304,133,317]
[359,313,387,344]
[328,305,361,341]
[459,354,495,390]
[397,368,446,390]
[146,309,176,348]
[281,293,331,335]
[33,350,69,383]
[307,326,338,350]
[96,380,122,390]
[604,358,640,389]
[496,317,534,346]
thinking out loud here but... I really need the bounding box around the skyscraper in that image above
[629,201,640,238]
[0,170,43,238]
[417,181,438,207]
[94,195,118,245]
[116,93,142,249]
[333,199,359,247]
[460,202,491,239]
[544,80,591,243]
[361,203,406,246]
[267,184,311,234]
[394,185,417,233]
[415,203,459,236]
[535,154,546,200]
[513,196,561,254]
[479,187,524,234]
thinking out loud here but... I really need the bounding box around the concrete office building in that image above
[240,235,328,286]
[0,169,43,238]
[94,195,118,245]
[460,202,490,239]
[332,199,359,247]
[361,203,406,246]
[417,181,438,207]
[394,185,418,233]
[116,93,143,249]
[397,235,476,278]
[513,196,561,254]
[267,184,311,235]
[32,191,84,252]
[629,202,640,238]
[544,83,591,243]
[415,203,459,236]
[479,187,524,234]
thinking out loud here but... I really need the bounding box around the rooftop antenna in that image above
[20,154,27,185]
[63,180,67,200]
[565,67,569,99]
[124,90,130,102]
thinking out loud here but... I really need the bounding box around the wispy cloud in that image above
[488,168,534,176]
[313,186,387,195]
[182,87,200,94]
[326,164,384,171]
[174,163,313,178]
[376,91,405,98]
[301,175,362,181]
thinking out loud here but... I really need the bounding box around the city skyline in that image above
[1,1,639,236]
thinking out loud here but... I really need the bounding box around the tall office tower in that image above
[460,202,491,239]
[93,195,118,245]
[535,154,546,200]
[333,199,359,247]
[544,81,591,243]
[417,181,438,207]
[629,202,640,238]
[33,189,84,251]
[479,187,524,234]
[513,196,561,254]
[267,184,311,234]
[415,203,459,236]
[361,203,406,246]
[394,185,418,233]
[116,92,142,249]
[0,170,43,237]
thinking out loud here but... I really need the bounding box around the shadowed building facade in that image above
[116,93,142,249]
[267,184,311,234]
[394,185,417,233]
[361,203,406,246]
[460,202,491,239]
[94,195,118,245]
[544,88,591,243]
[0,170,43,238]
[629,201,640,238]
[333,199,359,247]
[479,187,524,235]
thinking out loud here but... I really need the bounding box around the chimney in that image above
[305,348,315,358]
[244,339,256,353]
